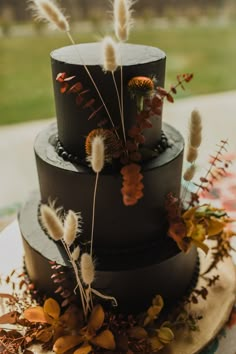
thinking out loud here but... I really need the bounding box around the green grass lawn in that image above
[1,23,236,125]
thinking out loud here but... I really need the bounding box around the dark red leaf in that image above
[68,82,83,93]
[88,105,103,120]
[83,98,95,109]
[166,93,174,103]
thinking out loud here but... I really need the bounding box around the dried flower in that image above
[186,145,198,163]
[183,164,196,182]
[63,210,82,246]
[189,109,202,148]
[113,0,133,42]
[85,128,121,160]
[102,36,118,72]
[28,0,70,32]
[71,246,80,261]
[80,253,95,286]
[40,204,64,241]
[87,135,105,173]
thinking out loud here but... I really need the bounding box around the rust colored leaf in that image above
[68,82,83,93]
[91,330,116,350]
[166,93,174,103]
[53,335,83,354]
[60,83,69,93]
[24,306,51,324]
[56,72,67,82]
[23,350,34,354]
[76,95,84,106]
[83,98,95,109]
[0,311,19,324]
[43,298,61,320]
[88,104,103,120]
[88,304,105,333]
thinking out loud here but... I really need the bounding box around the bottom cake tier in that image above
[19,191,199,313]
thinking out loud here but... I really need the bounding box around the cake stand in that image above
[0,221,235,354]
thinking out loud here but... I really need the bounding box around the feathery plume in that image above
[186,145,198,163]
[88,135,105,173]
[71,246,80,261]
[102,36,118,73]
[63,210,82,246]
[113,0,133,42]
[28,0,70,32]
[81,253,95,286]
[40,204,64,241]
[189,109,202,148]
[183,164,196,182]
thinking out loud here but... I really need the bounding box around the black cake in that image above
[19,43,198,312]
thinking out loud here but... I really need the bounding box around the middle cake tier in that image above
[35,122,184,251]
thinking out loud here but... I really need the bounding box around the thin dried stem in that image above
[90,172,99,255]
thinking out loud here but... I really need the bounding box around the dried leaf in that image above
[60,306,83,330]
[36,328,54,343]
[24,306,51,324]
[0,311,18,324]
[91,330,116,350]
[88,304,105,333]
[158,327,174,344]
[127,326,148,339]
[53,335,83,354]
[43,298,61,320]
[74,343,92,354]
[148,336,164,351]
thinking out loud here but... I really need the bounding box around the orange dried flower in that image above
[121,163,144,206]
[128,76,154,95]
[85,128,121,159]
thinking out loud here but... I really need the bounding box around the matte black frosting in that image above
[19,192,198,312]
[34,122,184,251]
[51,43,166,158]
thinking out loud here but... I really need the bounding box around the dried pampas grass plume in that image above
[63,210,82,246]
[28,0,70,32]
[113,0,134,42]
[40,204,64,241]
[102,36,118,73]
[80,253,95,286]
[189,109,202,148]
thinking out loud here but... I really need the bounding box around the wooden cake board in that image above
[0,221,235,354]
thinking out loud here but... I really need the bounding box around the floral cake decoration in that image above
[0,0,235,353]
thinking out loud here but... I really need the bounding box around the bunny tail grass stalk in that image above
[102,36,126,145]
[80,253,95,315]
[90,172,99,256]
[30,1,120,142]
[40,204,64,241]
[88,135,105,255]
[91,288,118,307]
[29,0,70,32]
[61,239,87,317]
[113,0,133,42]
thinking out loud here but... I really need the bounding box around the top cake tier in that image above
[51,43,166,158]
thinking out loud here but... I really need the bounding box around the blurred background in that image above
[1,0,236,125]
[0,0,236,227]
